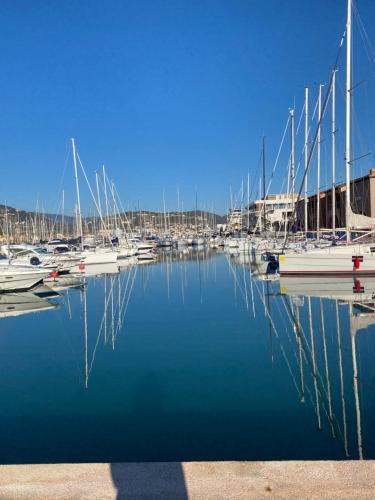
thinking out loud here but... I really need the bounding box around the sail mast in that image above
[71,138,83,251]
[262,136,266,233]
[317,84,323,240]
[290,109,295,217]
[332,70,337,237]
[345,0,352,241]
[304,87,309,235]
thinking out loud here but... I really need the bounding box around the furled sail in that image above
[347,207,375,229]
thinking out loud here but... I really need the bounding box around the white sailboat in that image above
[71,138,118,266]
[279,0,375,276]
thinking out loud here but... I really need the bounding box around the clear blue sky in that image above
[1,0,375,215]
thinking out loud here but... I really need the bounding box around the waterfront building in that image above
[246,193,293,231]
[298,168,375,232]
[227,208,243,230]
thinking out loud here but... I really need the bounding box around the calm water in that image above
[1,247,375,464]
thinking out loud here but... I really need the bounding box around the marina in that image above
[3,0,375,497]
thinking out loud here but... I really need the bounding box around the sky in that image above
[1,0,375,215]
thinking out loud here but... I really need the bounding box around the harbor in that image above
[2,0,375,498]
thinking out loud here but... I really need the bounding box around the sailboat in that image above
[279,0,375,276]
[70,138,118,265]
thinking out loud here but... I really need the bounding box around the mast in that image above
[177,186,180,233]
[95,171,102,216]
[71,138,84,251]
[102,164,110,235]
[163,190,167,236]
[290,109,295,216]
[304,87,309,234]
[62,189,65,237]
[195,189,198,234]
[332,70,337,237]
[316,84,323,240]
[247,172,250,230]
[345,0,352,241]
[262,136,266,233]
[111,180,117,233]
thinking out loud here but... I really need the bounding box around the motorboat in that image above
[0,265,51,292]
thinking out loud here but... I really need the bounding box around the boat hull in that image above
[279,252,375,276]
[81,251,118,264]
[0,270,50,292]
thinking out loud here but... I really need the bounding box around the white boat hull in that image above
[279,250,375,276]
[81,251,118,264]
[0,269,50,292]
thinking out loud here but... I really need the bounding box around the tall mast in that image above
[304,87,309,234]
[163,190,167,236]
[95,171,102,216]
[332,70,337,237]
[262,136,266,233]
[345,0,352,241]
[111,180,117,232]
[317,84,323,240]
[247,172,250,230]
[102,164,110,234]
[290,109,295,216]
[62,189,65,237]
[71,138,83,250]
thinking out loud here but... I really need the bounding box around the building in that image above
[247,194,294,231]
[227,208,243,230]
[298,168,375,231]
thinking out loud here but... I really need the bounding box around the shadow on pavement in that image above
[111,462,188,499]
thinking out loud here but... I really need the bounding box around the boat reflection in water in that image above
[230,249,279,281]
[0,275,85,318]
[0,292,58,318]
[279,275,375,460]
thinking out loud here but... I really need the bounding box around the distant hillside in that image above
[0,204,227,235]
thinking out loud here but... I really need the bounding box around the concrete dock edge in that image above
[0,461,374,499]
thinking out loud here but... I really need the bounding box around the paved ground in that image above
[0,461,374,499]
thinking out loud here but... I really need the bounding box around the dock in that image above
[0,461,374,499]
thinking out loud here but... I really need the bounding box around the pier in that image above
[0,461,374,498]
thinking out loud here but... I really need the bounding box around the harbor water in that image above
[1,248,374,463]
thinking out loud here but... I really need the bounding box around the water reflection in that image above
[1,248,375,462]
[278,277,375,461]
[0,291,58,318]
[225,250,375,460]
